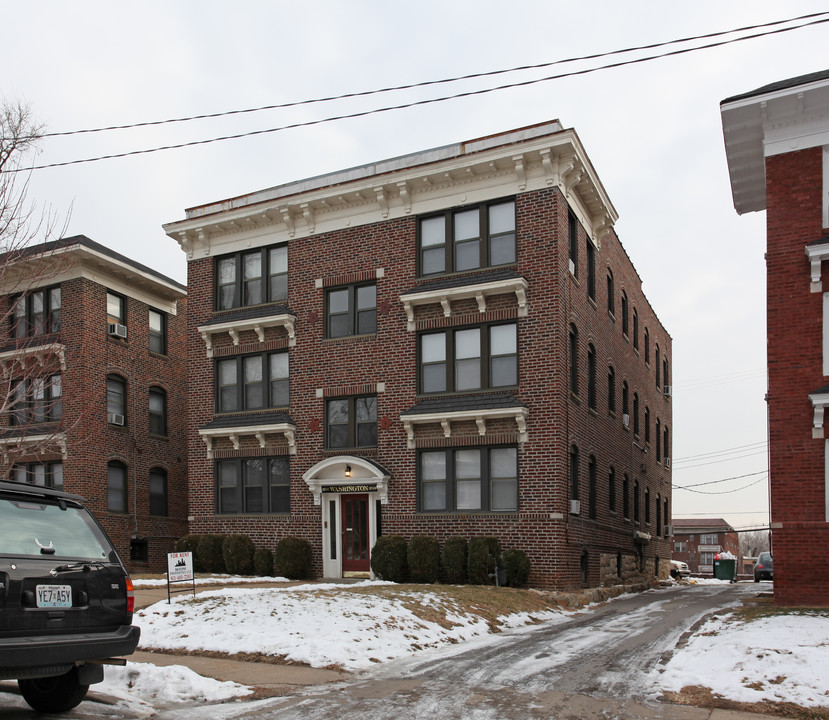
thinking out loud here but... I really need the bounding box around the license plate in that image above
[36,584,72,608]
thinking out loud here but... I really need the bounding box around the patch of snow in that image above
[133,574,290,587]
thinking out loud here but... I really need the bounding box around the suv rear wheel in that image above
[18,667,89,713]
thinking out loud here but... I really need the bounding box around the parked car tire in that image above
[18,668,89,713]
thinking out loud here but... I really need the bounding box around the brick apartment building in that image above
[0,236,188,572]
[721,69,829,605]
[670,518,739,575]
[164,121,673,590]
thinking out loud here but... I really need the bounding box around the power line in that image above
[5,13,829,173]
[673,470,767,489]
[671,449,768,470]
[21,11,829,141]
[674,475,767,495]
[673,440,767,464]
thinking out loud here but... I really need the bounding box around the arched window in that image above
[662,356,670,393]
[644,486,651,524]
[633,479,640,523]
[607,270,615,315]
[570,444,579,501]
[107,461,127,513]
[644,406,651,444]
[608,466,616,511]
[149,387,167,436]
[633,392,640,436]
[149,467,168,516]
[588,455,597,519]
[655,344,661,389]
[622,381,629,421]
[663,425,670,465]
[623,474,630,518]
[587,344,596,411]
[106,375,126,425]
[621,291,629,337]
[656,418,662,461]
[607,366,616,414]
[569,324,578,396]
[644,328,650,364]
[633,308,639,350]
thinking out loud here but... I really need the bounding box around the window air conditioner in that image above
[665,457,671,468]
[108,413,125,426]
[663,385,672,397]
[569,499,581,515]
[108,323,127,339]
[664,525,673,536]
[568,258,576,275]
[622,414,630,428]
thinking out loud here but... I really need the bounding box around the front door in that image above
[341,494,370,575]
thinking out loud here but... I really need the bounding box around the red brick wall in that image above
[185,185,672,589]
[765,146,829,605]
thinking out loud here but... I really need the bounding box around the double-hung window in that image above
[419,322,517,394]
[149,468,168,516]
[108,461,127,513]
[12,286,61,338]
[326,396,377,449]
[12,461,63,488]
[419,446,517,512]
[216,351,289,413]
[107,375,126,424]
[149,387,167,436]
[419,200,516,276]
[149,308,167,355]
[10,374,62,425]
[217,456,290,514]
[326,283,376,338]
[107,292,125,325]
[215,244,288,311]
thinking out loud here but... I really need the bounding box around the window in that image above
[107,461,127,513]
[674,541,687,553]
[107,291,125,325]
[656,418,662,461]
[621,291,629,337]
[608,366,616,414]
[568,210,578,277]
[644,487,651,523]
[607,270,615,316]
[569,324,578,396]
[419,200,516,276]
[633,479,640,523]
[700,552,716,567]
[11,286,61,338]
[216,351,289,413]
[419,446,517,512]
[9,374,62,425]
[586,239,595,300]
[149,309,167,355]
[644,328,650,364]
[215,244,288,311]
[663,357,670,392]
[608,466,616,511]
[107,375,126,423]
[149,387,167,436]
[644,406,651,444]
[622,381,629,419]
[663,498,669,535]
[149,468,168,516]
[588,456,597,519]
[326,283,376,338]
[633,392,640,436]
[216,456,290,514]
[585,344,597,411]
[699,532,718,545]
[633,309,639,350]
[569,445,579,500]
[326,396,377,449]
[663,424,670,463]
[655,345,661,389]
[419,322,517,394]
[656,493,662,535]
[622,474,630,518]
[12,461,63,489]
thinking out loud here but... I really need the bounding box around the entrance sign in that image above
[166,551,196,603]
[321,484,378,494]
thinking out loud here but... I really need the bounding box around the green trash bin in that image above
[713,558,737,582]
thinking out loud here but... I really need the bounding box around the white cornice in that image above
[165,125,618,258]
[198,421,297,458]
[196,311,297,357]
[400,405,529,449]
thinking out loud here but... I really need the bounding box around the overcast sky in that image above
[4,2,827,533]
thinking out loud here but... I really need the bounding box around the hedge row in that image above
[370,535,530,587]
[174,534,312,579]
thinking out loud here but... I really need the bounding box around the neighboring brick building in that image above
[671,518,739,575]
[164,121,673,590]
[721,69,829,605]
[0,236,188,572]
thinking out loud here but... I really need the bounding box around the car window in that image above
[0,498,113,560]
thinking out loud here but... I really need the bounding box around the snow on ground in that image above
[135,580,563,671]
[132,574,290,587]
[98,662,252,709]
[124,580,829,710]
[656,609,829,708]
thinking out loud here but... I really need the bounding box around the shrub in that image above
[253,548,274,577]
[407,536,440,584]
[503,548,531,587]
[274,537,312,580]
[174,534,201,569]
[196,534,226,574]
[370,535,408,583]
[442,537,468,584]
[467,536,502,585]
[222,534,255,575]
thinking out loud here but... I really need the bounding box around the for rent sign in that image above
[167,551,194,582]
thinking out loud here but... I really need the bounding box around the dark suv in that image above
[0,481,140,712]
